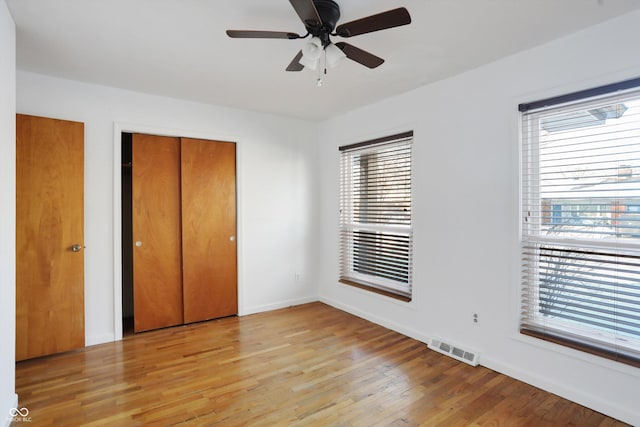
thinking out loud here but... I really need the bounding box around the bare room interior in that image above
[1,1,640,425]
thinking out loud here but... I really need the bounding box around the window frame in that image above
[339,131,414,301]
[519,79,640,367]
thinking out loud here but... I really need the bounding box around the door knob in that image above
[71,244,83,252]
[136,241,142,247]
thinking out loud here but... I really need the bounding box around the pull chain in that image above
[316,49,326,87]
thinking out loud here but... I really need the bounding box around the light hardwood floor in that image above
[13,302,628,426]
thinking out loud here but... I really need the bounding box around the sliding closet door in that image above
[181,138,237,323]
[132,134,183,332]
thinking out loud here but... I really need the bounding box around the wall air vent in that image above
[428,337,479,366]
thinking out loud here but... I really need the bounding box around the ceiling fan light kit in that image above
[299,36,346,71]
[300,36,323,70]
[226,0,411,84]
[324,43,347,68]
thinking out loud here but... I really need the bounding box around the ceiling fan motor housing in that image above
[311,0,340,45]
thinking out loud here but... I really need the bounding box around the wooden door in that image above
[181,138,237,323]
[132,134,183,332]
[16,114,85,361]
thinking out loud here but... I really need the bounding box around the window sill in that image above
[339,278,412,302]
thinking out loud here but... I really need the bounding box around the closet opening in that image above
[120,131,238,337]
[121,132,134,337]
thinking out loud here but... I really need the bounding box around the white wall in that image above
[16,71,318,345]
[316,10,640,426]
[0,1,17,425]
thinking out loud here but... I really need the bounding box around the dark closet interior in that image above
[121,132,134,336]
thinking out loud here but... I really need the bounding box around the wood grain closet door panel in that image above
[181,138,237,323]
[16,114,85,361]
[132,134,183,332]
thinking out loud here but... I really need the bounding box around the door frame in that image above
[112,122,244,341]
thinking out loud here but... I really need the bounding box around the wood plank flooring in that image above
[14,302,628,426]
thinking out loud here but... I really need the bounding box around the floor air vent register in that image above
[428,337,480,366]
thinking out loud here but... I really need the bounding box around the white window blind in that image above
[520,82,640,366]
[339,131,413,300]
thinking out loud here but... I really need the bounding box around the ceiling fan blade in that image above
[335,42,384,69]
[289,0,322,29]
[286,50,305,72]
[335,7,411,38]
[226,30,302,39]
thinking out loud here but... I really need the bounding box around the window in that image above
[520,78,640,367]
[339,131,413,301]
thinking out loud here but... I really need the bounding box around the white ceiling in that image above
[7,0,640,121]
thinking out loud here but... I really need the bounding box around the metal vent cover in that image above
[428,337,479,366]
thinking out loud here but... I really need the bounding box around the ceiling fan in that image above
[226,0,411,72]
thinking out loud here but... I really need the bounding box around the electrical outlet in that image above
[472,313,479,326]
[294,273,302,283]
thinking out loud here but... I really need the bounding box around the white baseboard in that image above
[240,296,318,316]
[91,298,318,345]
[480,355,640,427]
[319,296,432,345]
[1,393,19,427]
[320,296,638,425]
[85,333,115,347]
